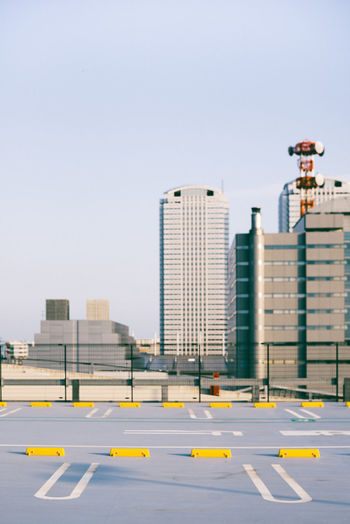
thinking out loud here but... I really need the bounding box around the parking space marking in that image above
[102,408,113,418]
[124,429,242,437]
[34,462,99,500]
[86,408,99,418]
[281,430,350,436]
[188,409,196,419]
[300,408,320,419]
[285,409,307,419]
[0,408,22,418]
[243,464,311,504]
[85,408,113,419]
[187,408,213,420]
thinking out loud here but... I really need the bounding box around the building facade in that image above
[46,299,70,320]
[278,176,350,232]
[228,203,350,381]
[160,185,229,355]
[86,299,110,320]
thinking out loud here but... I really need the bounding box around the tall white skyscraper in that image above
[160,186,229,355]
[279,176,350,232]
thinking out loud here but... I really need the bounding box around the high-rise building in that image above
[228,202,350,381]
[279,176,350,232]
[86,299,110,320]
[46,299,70,320]
[160,185,229,355]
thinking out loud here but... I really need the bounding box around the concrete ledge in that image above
[254,402,276,408]
[209,402,231,408]
[301,402,324,408]
[30,402,52,407]
[279,448,320,458]
[163,402,184,408]
[191,449,231,458]
[26,447,65,456]
[110,448,150,457]
[119,402,140,407]
[73,402,94,407]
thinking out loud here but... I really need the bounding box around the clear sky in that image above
[1,0,349,341]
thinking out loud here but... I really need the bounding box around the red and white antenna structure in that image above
[288,140,325,217]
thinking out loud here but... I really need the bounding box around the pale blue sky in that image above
[1,0,349,340]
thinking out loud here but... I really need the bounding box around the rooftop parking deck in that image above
[0,402,350,523]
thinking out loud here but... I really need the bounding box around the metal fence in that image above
[0,342,349,402]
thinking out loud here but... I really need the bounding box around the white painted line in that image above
[204,410,213,419]
[102,408,113,418]
[243,464,311,504]
[281,430,350,436]
[285,409,306,419]
[188,409,196,419]
[300,408,320,419]
[85,408,98,419]
[124,429,243,437]
[0,408,22,418]
[0,408,7,413]
[35,463,99,500]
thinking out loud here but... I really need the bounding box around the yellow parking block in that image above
[73,402,94,407]
[254,402,276,408]
[209,402,232,408]
[110,448,150,457]
[191,449,231,458]
[279,448,320,458]
[346,402,350,408]
[26,447,65,456]
[163,402,184,408]
[30,402,52,407]
[301,402,324,408]
[0,402,7,407]
[119,402,140,407]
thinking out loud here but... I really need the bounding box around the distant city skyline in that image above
[1,1,350,340]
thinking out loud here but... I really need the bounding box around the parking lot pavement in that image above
[0,402,350,523]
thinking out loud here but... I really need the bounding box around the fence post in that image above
[336,342,339,402]
[198,347,201,403]
[0,348,2,402]
[266,343,270,403]
[130,343,134,402]
[64,344,67,402]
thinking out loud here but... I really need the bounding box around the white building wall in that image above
[160,186,228,355]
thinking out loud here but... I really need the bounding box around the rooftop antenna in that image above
[288,139,325,217]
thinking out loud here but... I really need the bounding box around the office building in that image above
[228,202,350,382]
[279,176,350,232]
[46,299,70,320]
[160,185,229,355]
[86,299,110,320]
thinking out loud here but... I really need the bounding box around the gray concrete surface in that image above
[0,402,349,523]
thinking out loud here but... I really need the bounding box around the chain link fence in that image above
[0,342,349,402]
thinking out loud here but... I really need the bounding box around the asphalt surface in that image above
[0,402,349,523]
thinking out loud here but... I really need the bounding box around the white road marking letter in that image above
[35,463,99,500]
[243,464,311,503]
